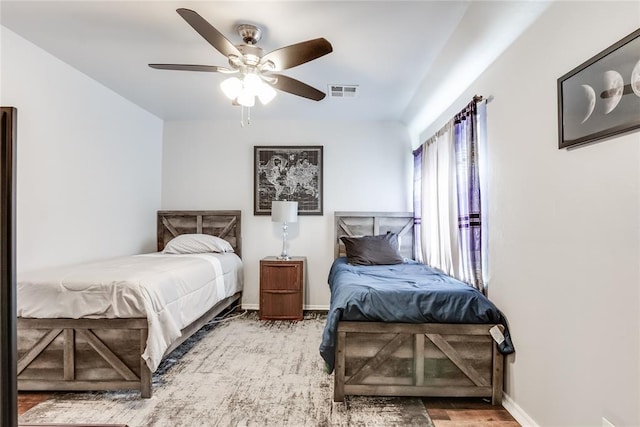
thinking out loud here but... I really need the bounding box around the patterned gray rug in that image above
[19,312,433,426]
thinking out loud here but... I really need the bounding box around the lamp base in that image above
[278,222,291,261]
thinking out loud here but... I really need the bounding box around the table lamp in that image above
[271,200,298,260]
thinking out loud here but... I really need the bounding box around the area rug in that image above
[19,312,434,426]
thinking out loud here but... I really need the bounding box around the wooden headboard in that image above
[157,210,242,257]
[334,211,414,260]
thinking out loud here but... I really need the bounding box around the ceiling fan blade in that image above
[149,64,236,73]
[176,8,243,59]
[261,38,332,71]
[271,74,326,101]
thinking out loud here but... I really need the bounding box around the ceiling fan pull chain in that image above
[239,105,252,127]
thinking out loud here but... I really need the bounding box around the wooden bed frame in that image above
[333,211,504,404]
[17,210,242,398]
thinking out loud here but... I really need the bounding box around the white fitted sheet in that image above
[17,252,243,372]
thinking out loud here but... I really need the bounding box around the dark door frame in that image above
[1,106,18,427]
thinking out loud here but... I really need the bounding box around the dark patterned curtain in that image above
[453,100,484,291]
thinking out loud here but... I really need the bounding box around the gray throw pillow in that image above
[340,232,404,266]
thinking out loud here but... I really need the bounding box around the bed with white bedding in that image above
[16,210,243,398]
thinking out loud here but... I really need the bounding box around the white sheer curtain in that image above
[420,121,460,278]
[477,101,489,287]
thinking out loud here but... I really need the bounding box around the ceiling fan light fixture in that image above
[237,90,256,107]
[222,71,276,107]
[258,83,277,105]
[243,72,263,93]
[220,77,243,100]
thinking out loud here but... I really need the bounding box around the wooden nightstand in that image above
[259,256,305,320]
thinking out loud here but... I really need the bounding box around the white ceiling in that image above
[0,1,550,128]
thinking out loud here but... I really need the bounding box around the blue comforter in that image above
[319,257,515,372]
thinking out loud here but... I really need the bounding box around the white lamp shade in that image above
[271,201,298,223]
[236,89,255,107]
[258,83,277,105]
[220,77,242,100]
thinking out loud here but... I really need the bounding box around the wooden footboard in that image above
[334,322,504,405]
[17,292,241,398]
[17,317,152,397]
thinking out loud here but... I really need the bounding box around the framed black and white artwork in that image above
[557,28,640,149]
[254,145,323,216]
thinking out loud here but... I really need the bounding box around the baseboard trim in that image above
[240,304,329,312]
[304,305,330,311]
[502,392,539,427]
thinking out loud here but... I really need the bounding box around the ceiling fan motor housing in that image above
[237,24,262,45]
[235,44,264,67]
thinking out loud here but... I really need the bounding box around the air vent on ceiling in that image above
[328,85,359,98]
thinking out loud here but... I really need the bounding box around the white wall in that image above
[161,119,411,309]
[0,27,164,273]
[417,2,640,426]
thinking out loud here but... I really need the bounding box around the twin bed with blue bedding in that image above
[321,212,514,404]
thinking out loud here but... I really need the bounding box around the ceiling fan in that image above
[149,8,333,107]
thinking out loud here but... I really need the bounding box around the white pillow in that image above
[163,234,234,254]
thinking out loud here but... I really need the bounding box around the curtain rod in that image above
[421,94,492,147]
[474,94,494,103]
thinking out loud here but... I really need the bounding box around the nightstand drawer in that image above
[260,290,302,320]
[260,262,302,290]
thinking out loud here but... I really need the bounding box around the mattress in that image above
[17,252,243,372]
[319,257,514,372]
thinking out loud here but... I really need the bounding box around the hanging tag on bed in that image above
[489,325,505,345]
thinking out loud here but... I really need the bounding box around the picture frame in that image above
[557,28,640,149]
[254,145,323,216]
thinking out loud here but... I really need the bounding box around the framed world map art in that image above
[254,145,323,215]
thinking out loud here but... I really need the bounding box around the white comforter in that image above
[17,252,243,372]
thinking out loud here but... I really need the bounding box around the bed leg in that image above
[140,328,152,398]
[140,364,152,398]
[413,333,425,386]
[491,341,504,405]
[333,331,346,402]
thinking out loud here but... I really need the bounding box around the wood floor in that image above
[19,393,520,426]
[423,397,521,427]
[18,393,51,416]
